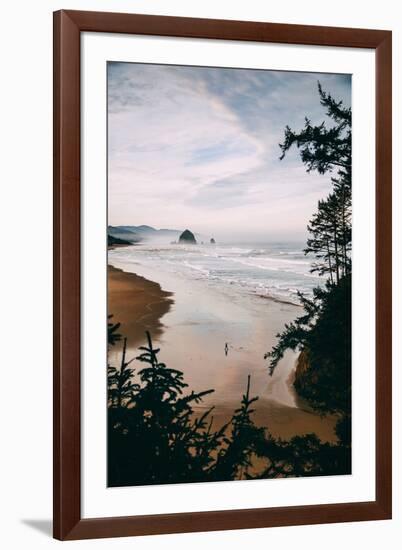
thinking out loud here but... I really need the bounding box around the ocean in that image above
[109,241,321,304]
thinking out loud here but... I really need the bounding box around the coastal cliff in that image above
[294,348,312,396]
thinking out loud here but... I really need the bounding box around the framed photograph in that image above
[53,10,392,540]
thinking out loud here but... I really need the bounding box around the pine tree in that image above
[108,328,351,484]
[108,337,139,408]
[210,375,265,481]
[279,82,351,174]
[266,83,352,455]
[280,82,352,282]
[108,331,228,486]
[107,314,121,346]
[305,186,351,284]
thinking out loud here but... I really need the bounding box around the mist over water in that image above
[109,241,321,304]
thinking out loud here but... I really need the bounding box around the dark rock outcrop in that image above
[179,229,197,244]
[210,238,216,244]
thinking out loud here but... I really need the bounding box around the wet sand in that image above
[108,265,173,346]
[108,258,338,444]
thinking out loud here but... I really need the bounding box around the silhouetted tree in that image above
[305,188,351,284]
[210,375,265,481]
[108,328,351,486]
[108,314,121,347]
[108,331,227,486]
[279,82,351,175]
[108,337,139,408]
[250,432,351,479]
[267,83,352,456]
[280,82,351,283]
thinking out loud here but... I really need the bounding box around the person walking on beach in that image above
[224,342,229,356]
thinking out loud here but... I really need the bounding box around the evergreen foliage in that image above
[266,277,351,416]
[109,331,230,486]
[210,375,265,481]
[267,82,352,453]
[107,314,121,347]
[108,329,350,486]
[279,82,351,174]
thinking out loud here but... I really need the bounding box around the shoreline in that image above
[256,293,303,308]
[108,260,338,444]
[109,242,306,309]
[108,264,173,348]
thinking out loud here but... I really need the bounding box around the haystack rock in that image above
[210,238,216,244]
[178,229,197,244]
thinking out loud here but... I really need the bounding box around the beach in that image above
[108,264,173,347]
[108,246,338,444]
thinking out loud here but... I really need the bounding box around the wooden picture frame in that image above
[53,10,392,540]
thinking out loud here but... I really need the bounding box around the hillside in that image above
[108,234,132,247]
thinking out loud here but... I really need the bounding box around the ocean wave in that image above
[109,242,322,302]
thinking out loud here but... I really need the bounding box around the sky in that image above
[108,62,351,242]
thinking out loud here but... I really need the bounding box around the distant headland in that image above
[108,224,217,246]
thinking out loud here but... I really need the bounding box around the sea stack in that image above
[210,238,216,244]
[179,229,197,244]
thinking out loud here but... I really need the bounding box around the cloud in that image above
[108,62,351,240]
